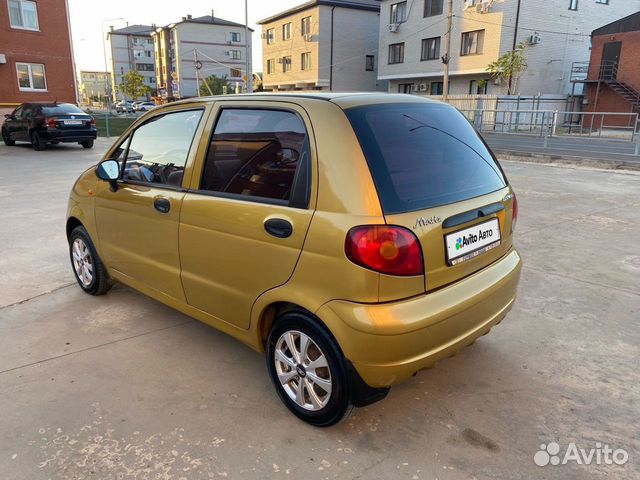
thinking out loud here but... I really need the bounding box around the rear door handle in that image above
[264,218,293,238]
[153,197,171,214]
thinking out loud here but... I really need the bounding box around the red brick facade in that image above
[584,30,640,127]
[0,0,76,113]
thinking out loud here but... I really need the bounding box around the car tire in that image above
[266,311,353,427]
[2,128,15,146]
[81,140,94,149]
[30,131,46,151]
[69,226,112,295]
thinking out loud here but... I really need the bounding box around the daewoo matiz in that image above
[66,93,521,426]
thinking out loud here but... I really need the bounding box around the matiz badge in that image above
[413,216,442,229]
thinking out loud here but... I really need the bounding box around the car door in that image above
[9,105,28,141]
[4,106,22,139]
[94,106,207,301]
[179,102,316,329]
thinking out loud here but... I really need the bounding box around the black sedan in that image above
[2,103,97,150]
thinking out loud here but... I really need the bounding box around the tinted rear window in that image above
[345,103,507,214]
[42,104,84,115]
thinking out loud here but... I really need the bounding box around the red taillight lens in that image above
[90,117,96,126]
[45,117,57,128]
[511,193,519,232]
[345,226,424,276]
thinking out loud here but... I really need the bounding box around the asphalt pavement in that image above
[1,140,639,479]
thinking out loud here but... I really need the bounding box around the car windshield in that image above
[345,103,507,214]
[42,104,85,115]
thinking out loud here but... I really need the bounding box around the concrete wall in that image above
[0,0,76,112]
[108,32,155,101]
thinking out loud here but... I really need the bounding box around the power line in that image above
[452,14,592,38]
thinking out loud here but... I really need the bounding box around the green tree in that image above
[486,42,528,95]
[199,74,231,96]
[118,71,152,100]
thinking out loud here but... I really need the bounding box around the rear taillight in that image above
[45,117,57,128]
[89,117,96,126]
[345,226,424,276]
[511,193,519,232]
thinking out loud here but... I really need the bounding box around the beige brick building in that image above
[378,0,640,95]
[258,0,386,92]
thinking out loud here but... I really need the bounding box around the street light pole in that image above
[245,0,253,93]
[442,0,453,102]
[102,17,124,138]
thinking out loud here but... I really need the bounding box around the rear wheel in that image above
[69,226,112,295]
[2,128,14,146]
[81,139,94,149]
[30,131,46,151]
[266,311,352,427]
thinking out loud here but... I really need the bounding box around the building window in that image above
[16,63,46,91]
[230,68,242,78]
[421,37,441,61]
[390,1,407,24]
[469,79,487,94]
[267,59,275,74]
[398,83,413,93]
[301,16,312,36]
[8,0,39,30]
[388,43,405,64]
[230,32,241,42]
[266,28,275,44]
[430,81,444,95]
[424,0,443,17]
[230,50,241,60]
[283,23,291,40]
[461,30,484,56]
[365,55,375,71]
[569,0,578,10]
[282,56,292,72]
[301,52,311,70]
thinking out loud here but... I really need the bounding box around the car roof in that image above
[162,92,443,110]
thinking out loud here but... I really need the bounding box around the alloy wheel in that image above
[71,238,93,287]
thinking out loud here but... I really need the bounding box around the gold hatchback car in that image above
[67,93,521,426]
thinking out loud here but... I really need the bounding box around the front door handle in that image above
[153,197,171,214]
[264,218,293,238]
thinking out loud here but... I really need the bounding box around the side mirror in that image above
[96,159,120,191]
[4,114,14,120]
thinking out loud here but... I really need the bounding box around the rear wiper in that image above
[401,114,503,179]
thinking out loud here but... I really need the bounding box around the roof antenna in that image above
[211,9,214,20]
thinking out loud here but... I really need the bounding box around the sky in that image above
[68,0,303,73]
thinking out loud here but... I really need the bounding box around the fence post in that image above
[551,110,558,137]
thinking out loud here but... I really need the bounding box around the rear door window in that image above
[200,108,311,208]
[345,103,507,214]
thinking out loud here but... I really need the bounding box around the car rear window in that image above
[42,104,84,115]
[345,103,507,214]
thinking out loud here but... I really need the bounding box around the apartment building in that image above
[0,0,77,115]
[258,0,384,92]
[153,14,252,100]
[378,0,640,96]
[78,71,111,105]
[107,24,156,101]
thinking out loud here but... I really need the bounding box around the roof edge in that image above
[257,0,380,25]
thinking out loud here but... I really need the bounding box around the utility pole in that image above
[194,49,201,97]
[245,0,253,93]
[442,0,453,102]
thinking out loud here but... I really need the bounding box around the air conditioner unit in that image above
[528,32,542,45]
[477,1,491,13]
[388,23,400,33]
[303,34,313,41]
[417,83,428,92]
[225,51,231,56]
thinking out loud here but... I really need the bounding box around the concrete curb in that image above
[494,149,640,172]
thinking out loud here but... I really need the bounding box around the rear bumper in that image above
[41,129,97,142]
[316,249,522,388]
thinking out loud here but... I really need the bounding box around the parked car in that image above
[132,101,144,111]
[2,102,96,150]
[66,93,521,426]
[137,101,156,112]
[115,101,134,113]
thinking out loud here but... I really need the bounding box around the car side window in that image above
[201,108,311,207]
[12,106,24,118]
[123,109,203,187]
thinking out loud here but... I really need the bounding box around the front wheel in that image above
[2,128,15,146]
[69,226,112,295]
[266,311,352,427]
[81,139,94,149]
